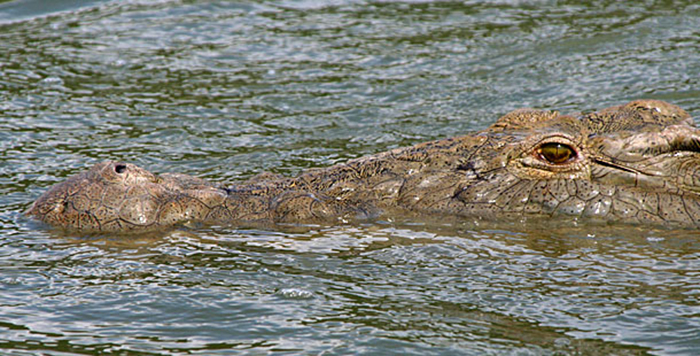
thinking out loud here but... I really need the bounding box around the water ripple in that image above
[1,0,699,354]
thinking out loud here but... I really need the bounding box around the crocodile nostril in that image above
[115,164,127,174]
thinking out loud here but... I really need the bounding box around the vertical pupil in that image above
[539,143,574,164]
[552,145,565,159]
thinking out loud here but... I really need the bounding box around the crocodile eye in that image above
[114,164,127,174]
[537,142,576,164]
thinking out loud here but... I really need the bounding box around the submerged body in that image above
[27,100,700,232]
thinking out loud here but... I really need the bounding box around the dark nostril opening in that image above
[115,164,127,174]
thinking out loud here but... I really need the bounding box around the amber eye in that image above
[537,142,576,164]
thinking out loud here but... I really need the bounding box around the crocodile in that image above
[26,100,700,232]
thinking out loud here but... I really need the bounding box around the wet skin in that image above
[27,100,700,232]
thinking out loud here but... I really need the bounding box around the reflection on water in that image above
[1,0,699,354]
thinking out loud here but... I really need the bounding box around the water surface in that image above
[1,0,699,354]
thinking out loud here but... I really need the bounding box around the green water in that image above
[1,0,699,354]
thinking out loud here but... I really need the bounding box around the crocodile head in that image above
[26,100,699,232]
[454,99,700,226]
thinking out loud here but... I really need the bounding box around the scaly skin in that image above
[26,100,700,232]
